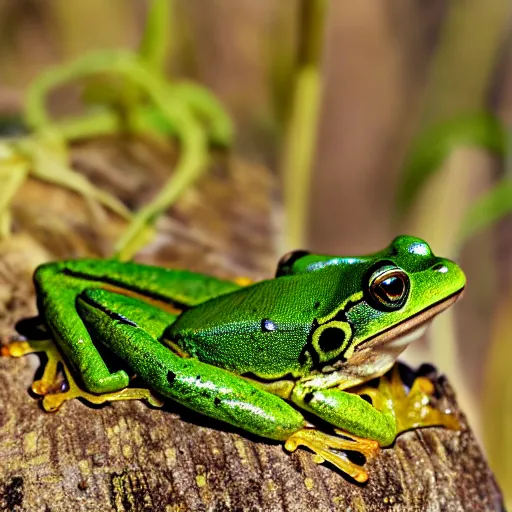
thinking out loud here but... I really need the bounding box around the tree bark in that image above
[0,140,504,511]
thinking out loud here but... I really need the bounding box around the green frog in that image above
[4,235,465,482]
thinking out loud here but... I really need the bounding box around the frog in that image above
[3,235,465,482]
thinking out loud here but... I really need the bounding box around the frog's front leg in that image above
[290,365,459,450]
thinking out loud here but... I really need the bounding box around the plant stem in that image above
[139,0,172,72]
[25,51,209,260]
[280,0,328,251]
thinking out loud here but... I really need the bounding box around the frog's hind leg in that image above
[38,287,181,410]
[34,265,132,394]
[39,259,245,308]
[3,319,107,409]
[32,259,250,396]
[2,337,163,411]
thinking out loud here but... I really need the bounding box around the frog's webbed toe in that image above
[284,428,380,483]
[372,365,460,434]
[2,339,63,397]
[41,363,164,412]
[2,338,164,411]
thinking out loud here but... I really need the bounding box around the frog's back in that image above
[163,269,351,379]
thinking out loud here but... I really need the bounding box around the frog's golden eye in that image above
[367,266,410,311]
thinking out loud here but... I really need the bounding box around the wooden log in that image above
[0,141,504,511]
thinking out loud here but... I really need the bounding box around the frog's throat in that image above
[355,288,463,353]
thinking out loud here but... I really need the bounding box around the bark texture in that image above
[0,141,504,512]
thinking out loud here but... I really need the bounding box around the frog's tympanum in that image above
[4,236,465,482]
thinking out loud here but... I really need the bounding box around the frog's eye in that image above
[367,265,410,311]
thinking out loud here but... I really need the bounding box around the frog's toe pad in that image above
[32,378,65,396]
[42,393,70,412]
[284,428,379,483]
[2,340,48,358]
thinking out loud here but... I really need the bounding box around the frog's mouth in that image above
[366,289,462,350]
[330,288,464,372]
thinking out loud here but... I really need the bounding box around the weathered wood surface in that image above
[0,141,504,511]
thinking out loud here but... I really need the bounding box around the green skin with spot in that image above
[33,236,465,445]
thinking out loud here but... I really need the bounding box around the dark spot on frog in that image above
[167,371,176,385]
[303,392,314,404]
[214,397,222,406]
[78,479,88,491]
[319,327,345,354]
[196,375,201,382]
[313,301,320,310]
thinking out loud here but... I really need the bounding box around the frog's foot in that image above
[2,339,164,411]
[284,427,380,483]
[41,364,164,412]
[369,365,460,434]
[2,339,64,396]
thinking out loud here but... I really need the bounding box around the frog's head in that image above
[306,236,466,380]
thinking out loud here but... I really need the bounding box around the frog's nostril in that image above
[432,263,448,273]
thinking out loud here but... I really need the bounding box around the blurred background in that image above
[0,0,510,502]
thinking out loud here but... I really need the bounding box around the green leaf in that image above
[396,112,506,217]
[458,178,512,245]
